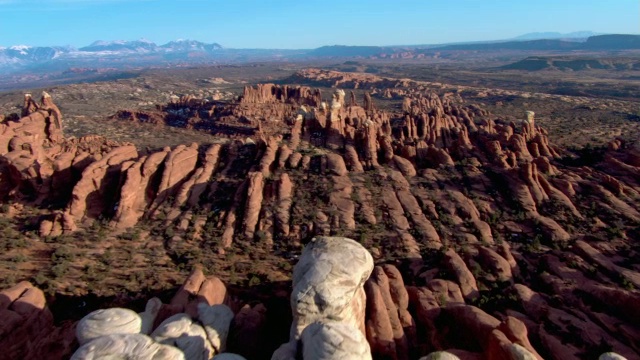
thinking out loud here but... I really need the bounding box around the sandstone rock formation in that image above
[0,282,64,359]
[76,308,142,345]
[67,273,237,359]
[273,236,373,359]
[71,333,185,360]
[2,77,640,360]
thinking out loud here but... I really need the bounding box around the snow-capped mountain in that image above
[76,39,223,54]
[0,39,226,73]
[160,39,223,53]
[79,39,160,53]
[0,45,71,68]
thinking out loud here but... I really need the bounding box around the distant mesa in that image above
[308,45,389,57]
[510,31,601,41]
[501,56,640,71]
[585,34,640,49]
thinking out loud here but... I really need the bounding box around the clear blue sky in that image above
[0,0,638,48]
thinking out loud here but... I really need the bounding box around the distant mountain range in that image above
[308,35,640,58]
[78,39,223,53]
[1,34,639,74]
[0,39,226,71]
[511,31,601,41]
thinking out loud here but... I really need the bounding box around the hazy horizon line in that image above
[4,31,639,50]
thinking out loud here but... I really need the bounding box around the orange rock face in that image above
[0,282,74,359]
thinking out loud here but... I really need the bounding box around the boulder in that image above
[325,153,348,176]
[152,313,213,360]
[393,155,417,177]
[443,249,479,301]
[273,236,374,359]
[288,236,373,338]
[76,308,142,345]
[301,322,372,360]
[442,305,500,351]
[198,303,234,354]
[71,333,184,360]
[140,298,163,335]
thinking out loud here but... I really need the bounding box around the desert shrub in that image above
[51,246,73,262]
[51,262,70,278]
[277,261,292,272]
[0,273,17,288]
[164,227,175,239]
[617,275,635,291]
[33,272,47,285]
[255,230,269,243]
[119,229,141,241]
[100,249,114,265]
[470,262,483,279]
[521,234,543,253]
[605,220,625,239]
[2,236,28,251]
[248,275,262,287]
[8,254,27,263]
[584,266,599,279]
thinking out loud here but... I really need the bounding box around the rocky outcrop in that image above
[393,155,417,177]
[241,84,321,107]
[167,267,228,319]
[299,322,372,360]
[242,171,264,239]
[112,148,170,229]
[68,145,138,223]
[258,136,279,177]
[273,236,373,359]
[573,240,640,288]
[327,175,356,231]
[151,143,199,213]
[151,307,233,359]
[497,316,543,360]
[1,92,63,155]
[69,269,235,359]
[76,308,142,345]
[476,246,513,283]
[275,173,294,237]
[176,144,221,207]
[365,265,414,360]
[39,210,77,237]
[0,282,75,359]
[383,188,422,257]
[71,334,185,360]
[443,249,479,301]
[324,153,347,176]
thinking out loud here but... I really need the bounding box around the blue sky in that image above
[0,0,638,48]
